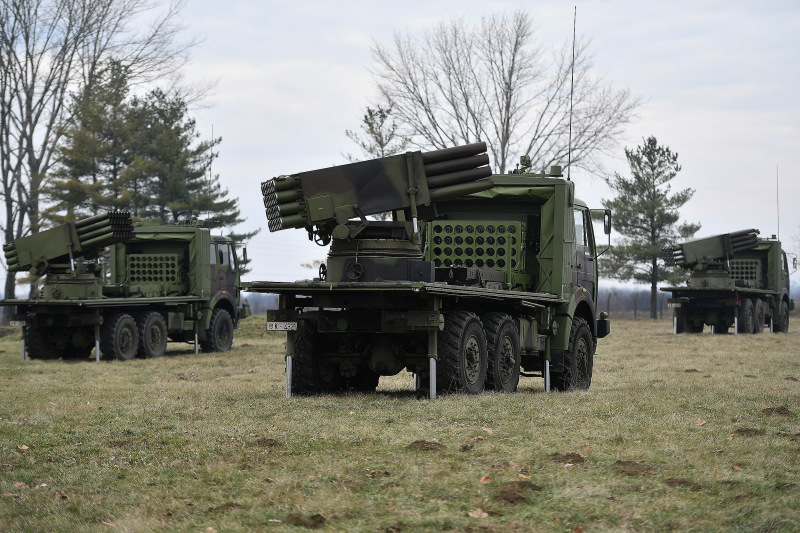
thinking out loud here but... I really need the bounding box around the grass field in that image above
[1,317,799,532]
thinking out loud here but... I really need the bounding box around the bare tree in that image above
[344,104,410,162]
[0,0,196,299]
[371,11,639,174]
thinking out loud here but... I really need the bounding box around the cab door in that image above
[573,207,596,298]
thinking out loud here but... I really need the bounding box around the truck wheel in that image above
[713,323,729,334]
[138,312,168,358]
[552,317,593,391]
[291,324,343,395]
[737,298,754,334]
[200,308,233,352]
[24,323,61,360]
[64,327,95,360]
[481,313,520,392]
[437,311,488,394]
[774,301,789,333]
[100,313,139,361]
[674,308,687,334]
[752,299,766,334]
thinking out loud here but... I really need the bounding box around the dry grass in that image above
[1,318,800,532]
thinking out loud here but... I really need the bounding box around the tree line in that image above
[1,0,254,299]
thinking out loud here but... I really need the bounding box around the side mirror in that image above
[241,247,248,271]
[793,256,797,271]
[604,209,612,235]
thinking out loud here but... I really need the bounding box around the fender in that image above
[552,286,597,350]
[199,290,238,333]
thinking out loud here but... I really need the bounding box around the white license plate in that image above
[267,321,297,331]
[667,302,681,308]
[9,320,26,326]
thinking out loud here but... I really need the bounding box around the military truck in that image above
[247,142,611,398]
[661,229,796,334]
[2,212,247,360]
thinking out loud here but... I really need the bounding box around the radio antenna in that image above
[776,164,780,240]
[567,6,576,181]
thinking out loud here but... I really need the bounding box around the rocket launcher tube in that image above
[421,142,487,164]
[76,220,114,236]
[74,212,110,228]
[424,154,490,177]
[429,178,495,201]
[78,227,116,242]
[426,166,493,189]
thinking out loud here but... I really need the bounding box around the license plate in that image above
[267,321,297,331]
[9,320,26,326]
[667,302,681,308]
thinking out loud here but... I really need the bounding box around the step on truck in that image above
[2,212,248,360]
[247,142,611,398]
[661,229,796,334]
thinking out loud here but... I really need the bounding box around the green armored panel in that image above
[427,220,525,279]
[729,259,763,289]
[127,254,186,290]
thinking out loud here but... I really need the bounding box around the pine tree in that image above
[601,136,700,319]
[46,61,133,222]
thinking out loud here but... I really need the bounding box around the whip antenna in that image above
[567,6,576,181]
[776,164,780,240]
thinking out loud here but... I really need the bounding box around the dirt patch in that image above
[248,437,281,447]
[612,460,655,476]
[785,377,799,382]
[733,493,758,502]
[551,452,585,464]
[460,444,474,452]
[407,440,444,451]
[665,478,703,491]
[684,368,700,373]
[285,513,327,528]
[762,406,793,417]
[735,428,766,437]
[239,463,254,471]
[493,481,543,504]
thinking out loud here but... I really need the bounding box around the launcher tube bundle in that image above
[4,212,134,274]
[261,142,494,233]
[661,229,760,269]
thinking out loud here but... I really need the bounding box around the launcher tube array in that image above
[260,143,494,232]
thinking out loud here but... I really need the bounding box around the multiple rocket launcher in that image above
[4,212,134,274]
[261,142,494,233]
[661,229,760,270]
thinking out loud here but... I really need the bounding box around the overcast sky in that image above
[18,0,800,293]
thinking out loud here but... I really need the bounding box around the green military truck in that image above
[247,142,611,398]
[2,212,247,360]
[661,229,796,334]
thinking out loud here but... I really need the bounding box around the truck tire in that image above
[551,317,593,391]
[138,311,168,358]
[101,313,139,361]
[752,299,766,334]
[24,323,61,360]
[713,323,729,334]
[481,313,520,392]
[674,308,687,334]
[200,308,233,352]
[737,298,754,334]
[290,324,343,395]
[774,301,789,333]
[437,311,488,394]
